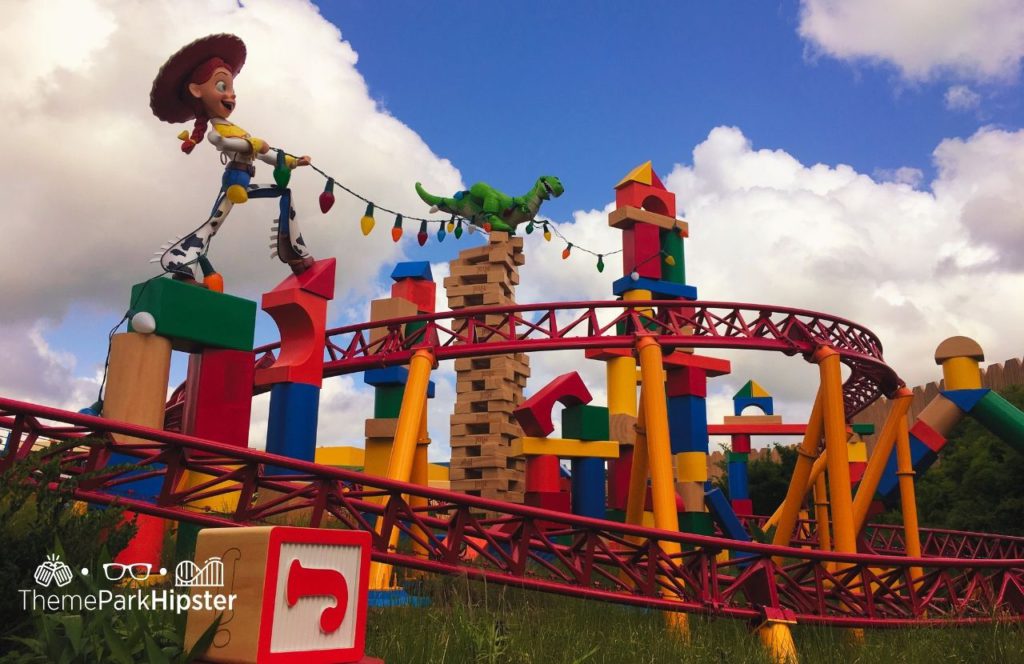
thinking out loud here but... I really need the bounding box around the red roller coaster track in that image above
[4,398,1023,628]
[252,300,903,417]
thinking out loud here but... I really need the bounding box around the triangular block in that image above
[267,257,337,300]
[615,161,654,188]
[941,388,991,414]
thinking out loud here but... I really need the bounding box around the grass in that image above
[365,576,1024,663]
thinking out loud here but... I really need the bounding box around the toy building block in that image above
[390,261,433,282]
[315,446,365,467]
[941,388,991,414]
[368,297,418,346]
[183,349,255,447]
[607,447,633,510]
[661,351,731,376]
[677,481,706,512]
[734,396,774,416]
[265,382,320,475]
[660,227,686,284]
[667,395,709,454]
[129,277,256,352]
[373,385,405,419]
[621,222,662,279]
[608,413,637,446]
[611,275,697,300]
[512,437,620,459]
[525,490,571,513]
[512,372,593,437]
[705,485,751,542]
[909,420,947,452]
[679,510,714,536]
[265,257,337,300]
[184,526,372,664]
[723,414,783,425]
[102,332,172,445]
[609,205,687,233]
[727,460,749,499]
[561,404,610,441]
[364,367,436,398]
[877,430,943,499]
[525,454,561,493]
[666,366,707,398]
[571,457,606,519]
[613,162,676,216]
[731,434,752,454]
[736,379,770,399]
[676,451,708,482]
[851,423,875,436]
[391,278,436,314]
[934,335,985,363]
[916,394,964,437]
[731,498,754,517]
[364,418,399,439]
[114,515,166,569]
[363,438,392,478]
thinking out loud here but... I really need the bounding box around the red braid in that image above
[179,57,233,155]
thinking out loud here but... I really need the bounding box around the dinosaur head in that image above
[538,176,564,200]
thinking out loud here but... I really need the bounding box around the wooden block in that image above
[512,437,620,459]
[934,336,985,363]
[368,297,417,345]
[103,332,173,445]
[677,481,706,512]
[608,205,686,233]
[364,418,398,439]
[609,414,637,446]
[722,415,783,425]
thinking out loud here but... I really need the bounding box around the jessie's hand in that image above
[295,155,311,167]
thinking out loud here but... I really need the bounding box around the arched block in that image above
[513,372,593,437]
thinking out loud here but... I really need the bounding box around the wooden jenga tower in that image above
[446,231,530,502]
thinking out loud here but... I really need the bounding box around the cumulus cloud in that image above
[798,0,1024,82]
[944,85,982,111]
[0,0,462,324]
[0,322,102,410]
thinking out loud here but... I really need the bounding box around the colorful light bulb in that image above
[562,243,572,260]
[596,255,605,272]
[454,220,464,239]
[319,178,335,214]
[543,223,551,242]
[360,202,375,236]
[391,214,403,242]
[417,220,428,246]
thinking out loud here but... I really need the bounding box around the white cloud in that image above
[874,166,924,188]
[0,322,102,410]
[944,85,982,111]
[798,0,1024,82]
[0,0,462,324]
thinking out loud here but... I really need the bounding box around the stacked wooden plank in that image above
[445,231,529,502]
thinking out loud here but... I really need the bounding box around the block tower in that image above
[445,231,530,502]
[726,380,780,516]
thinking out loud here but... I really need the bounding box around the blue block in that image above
[877,433,939,499]
[727,461,749,500]
[363,366,436,398]
[368,589,431,607]
[941,389,990,414]
[570,457,606,519]
[611,275,697,300]
[704,485,751,542]
[733,396,774,416]
[667,395,709,454]
[105,452,165,502]
[390,261,433,282]
[265,382,320,475]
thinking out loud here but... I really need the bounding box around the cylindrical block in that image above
[570,457,606,519]
[103,332,173,443]
[526,455,561,493]
[676,451,708,482]
[728,460,749,500]
[731,433,751,454]
[941,357,982,391]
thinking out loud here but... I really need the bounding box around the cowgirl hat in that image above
[150,33,246,123]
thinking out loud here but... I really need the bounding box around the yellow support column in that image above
[625,389,650,539]
[408,406,430,562]
[766,450,829,530]
[370,348,435,590]
[755,609,799,664]
[814,347,857,558]
[771,390,823,556]
[813,472,831,554]
[894,412,923,583]
[851,388,913,531]
[636,335,689,640]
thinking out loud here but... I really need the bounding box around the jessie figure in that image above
[150,33,314,277]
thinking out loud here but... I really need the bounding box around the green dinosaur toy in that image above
[414,176,564,233]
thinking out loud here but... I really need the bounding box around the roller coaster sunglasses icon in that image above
[102,562,154,582]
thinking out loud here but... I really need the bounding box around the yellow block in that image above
[615,160,653,187]
[512,437,620,459]
[314,446,365,467]
[427,463,449,482]
[363,438,392,477]
[102,332,172,445]
[748,380,771,398]
[178,470,240,513]
[847,440,868,463]
[675,451,708,482]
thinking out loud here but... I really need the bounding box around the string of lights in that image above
[272,147,626,272]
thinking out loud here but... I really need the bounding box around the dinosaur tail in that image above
[415,182,444,207]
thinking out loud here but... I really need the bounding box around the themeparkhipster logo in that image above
[20,554,236,615]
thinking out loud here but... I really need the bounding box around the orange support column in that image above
[814,347,857,558]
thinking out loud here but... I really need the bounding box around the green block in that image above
[405,320,428,344]
[562,405,610,441]
[173,521,201,563]
[660,229,686,284]
[679,511,714,536]
[374,385,405,418]
[727,452,748,463]
[851,423,875,435]
[129,277,256,352]
[605,508,626,523]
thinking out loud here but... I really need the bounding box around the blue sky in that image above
[3,0,1023,453]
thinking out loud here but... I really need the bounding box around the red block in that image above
[731,434,751,454]
[390,278,436,314]
[525,490,571,513]
[526,455,561,493]
[621,222,662,279]
[731,498,754,516]
[268,257,337,300]
[607,449,633,511]
[910,420,947,452]
[183,348,254,447]
[849,461,867,484]
[615,180,675,217]
[666,366,707,398]
[513,372,593,437]
[115,513,165,568]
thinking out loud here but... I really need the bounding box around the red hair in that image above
[180,57,233,154]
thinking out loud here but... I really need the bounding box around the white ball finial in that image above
[131,311,157,334]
